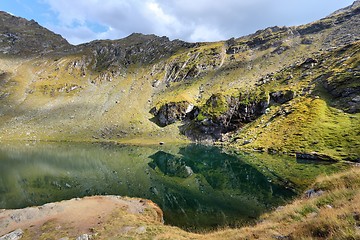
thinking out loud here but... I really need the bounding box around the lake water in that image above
[0,142,346,231]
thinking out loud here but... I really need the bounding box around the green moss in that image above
[196,113,206,121]
[199,93,229,120]
[231,96,359,161]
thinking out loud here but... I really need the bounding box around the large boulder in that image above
[0,229,23,240]
[150,101,194,127]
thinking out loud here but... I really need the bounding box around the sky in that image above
[0,0,355,45]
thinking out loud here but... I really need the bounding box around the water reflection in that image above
[0,142,343,231]
[148,145,296,230]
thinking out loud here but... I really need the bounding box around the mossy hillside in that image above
[150,42,226,106]
[194,89,268,122]
[152,3,360,109]
[0,32,198,142]
[150,24,334,110]
[224,42,360,161]
[196,93,229,121]
[0,37,357,147]
[231,97,359,160]
[1,3,360,145]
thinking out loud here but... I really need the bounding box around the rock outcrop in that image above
[150,92,270,141]
[78,33,194,71]
[270,90,295,104]
[150,101,194,127]
[180,92,270,142]
[0,229,23,240]
[0,11,71,55]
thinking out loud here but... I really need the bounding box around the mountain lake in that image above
[0,142,347,232]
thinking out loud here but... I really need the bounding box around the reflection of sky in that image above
[0,0,355,44]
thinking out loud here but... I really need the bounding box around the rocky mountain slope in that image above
[0,2,359,161]
[0,11,70,55]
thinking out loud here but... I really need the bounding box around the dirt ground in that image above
[0,195,163,239]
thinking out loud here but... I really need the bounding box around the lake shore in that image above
[1,167,359,240]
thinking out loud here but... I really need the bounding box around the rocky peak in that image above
[78,33,194,70]
[352,0,360,7]
[0,11,71,56]
[330,0,360,16]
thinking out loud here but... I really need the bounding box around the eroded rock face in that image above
[230,97,270,124]
[180,93,270,142]
[270,90,295,104]
[150,101,194,127]
[313,45,360,114]
[78,34,194,71]
[150,92,271,141]
[322,79,360,113]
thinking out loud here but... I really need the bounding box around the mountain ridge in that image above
[0,2,359,161]
[2,0,360,55]
[0,11,70,56]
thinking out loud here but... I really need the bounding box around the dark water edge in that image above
[0,141,347,232]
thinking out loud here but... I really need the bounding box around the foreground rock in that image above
[0,196,163,239]
[0,229,23,240]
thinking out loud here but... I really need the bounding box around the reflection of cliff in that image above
[149,145,295,198]
[147,144,296,230]
[148,151,194,178]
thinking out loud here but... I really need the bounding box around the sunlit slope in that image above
[0,2,359,150]
[227,42,360,161]
[0,54,187,142]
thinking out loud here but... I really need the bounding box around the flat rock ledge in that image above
[0,196,163,239]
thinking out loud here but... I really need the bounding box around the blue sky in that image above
[0,0,355,45]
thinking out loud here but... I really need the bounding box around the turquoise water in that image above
[0,142,345,231]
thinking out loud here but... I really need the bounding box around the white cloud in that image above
[40,0,355,45]
[47,24,100,44]
[190,25,225,43]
